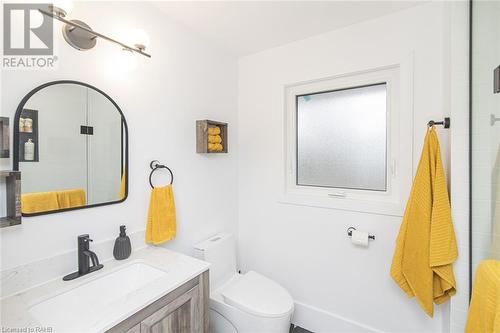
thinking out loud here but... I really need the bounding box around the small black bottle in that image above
[113,225,131,260]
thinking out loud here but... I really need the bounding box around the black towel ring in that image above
[149,160,174,188]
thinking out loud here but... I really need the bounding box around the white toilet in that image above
[194,233,294,333]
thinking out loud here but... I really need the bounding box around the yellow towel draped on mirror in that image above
[390,126,458,317]
[56,189,86,209]
[146,184,176,245]
[21,188,86,214]
[466,260,500,333]
[21,191,59,214]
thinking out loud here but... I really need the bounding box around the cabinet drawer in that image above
[140,285,200,333]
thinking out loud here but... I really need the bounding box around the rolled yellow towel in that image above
[207,126,221,135]
[208,135,222,144]
[208,143,223,152]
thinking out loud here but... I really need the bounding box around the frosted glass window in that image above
[296,83,387,191]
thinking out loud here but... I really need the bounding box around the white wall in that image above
[449,2,470,332]
[237,3,456,332]
[0,1,238,271]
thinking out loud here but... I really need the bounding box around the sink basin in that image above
[29,262,167,331]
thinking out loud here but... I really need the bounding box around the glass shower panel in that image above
[471,0,500,280]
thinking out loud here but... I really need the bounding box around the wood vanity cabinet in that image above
[107,271,209,333]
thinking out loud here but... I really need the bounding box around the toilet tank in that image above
[194,233,237,290]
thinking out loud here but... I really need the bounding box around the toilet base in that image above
[210,298,293,333]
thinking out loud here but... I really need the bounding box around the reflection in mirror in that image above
[14,81,128,216]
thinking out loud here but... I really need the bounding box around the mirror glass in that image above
[14,81,128,215]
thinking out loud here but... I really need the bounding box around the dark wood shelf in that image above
[196,120,228,154]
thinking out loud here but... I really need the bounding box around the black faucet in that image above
[63,234,104,281]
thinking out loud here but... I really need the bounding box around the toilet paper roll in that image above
[351,230,369,247]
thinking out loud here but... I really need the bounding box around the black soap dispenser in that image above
[113,225,131,260]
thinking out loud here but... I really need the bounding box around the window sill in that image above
[278,192,405,217]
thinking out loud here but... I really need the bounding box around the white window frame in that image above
[281,63,413,216]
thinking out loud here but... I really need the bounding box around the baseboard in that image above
[292,301,385,333]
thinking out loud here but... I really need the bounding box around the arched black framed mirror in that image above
[13,80,128,216]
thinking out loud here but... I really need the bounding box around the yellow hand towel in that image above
[21,191,59,214]
[56,189,86,209]
[208,135,222,144]
[146,184,176,245]
[466,260,500,333]
[207,126,221,135]
[390,126,457,317]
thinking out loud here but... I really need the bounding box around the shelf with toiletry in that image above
[17,109,39,162]
[196,119,228,154]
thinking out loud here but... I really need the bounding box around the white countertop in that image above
[0,246,210,333]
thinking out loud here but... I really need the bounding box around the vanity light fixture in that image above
[39,5,151,58]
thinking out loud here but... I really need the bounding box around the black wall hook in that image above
[428,117,450,129]
[149,160,174,188]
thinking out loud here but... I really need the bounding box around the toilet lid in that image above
[221,271,294,318]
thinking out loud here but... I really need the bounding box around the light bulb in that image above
[125,28,150,50]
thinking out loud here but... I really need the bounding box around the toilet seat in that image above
[221,271,294,318]
[194,234,293,332]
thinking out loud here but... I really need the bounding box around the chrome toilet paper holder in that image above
[347,227,375,241]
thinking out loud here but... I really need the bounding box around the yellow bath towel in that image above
[56,189,86,209]
[208,135,222,144]
[466,260,500,333]
[207,126,221,135]
[390,126,457,317]
[21,191,59,214]
[146,184,176,245]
